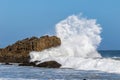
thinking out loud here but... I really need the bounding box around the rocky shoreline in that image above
[0,35,61,68]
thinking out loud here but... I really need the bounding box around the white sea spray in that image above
[30,15,120,73]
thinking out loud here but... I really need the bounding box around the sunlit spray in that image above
[30,15,120,73]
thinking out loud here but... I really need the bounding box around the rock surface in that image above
[0,35,61,64]
[19,61,61,68]
[37,61,61,68]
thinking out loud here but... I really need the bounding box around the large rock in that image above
[0,35,61,63]
[18,61,61,68]
[36,61,61,68]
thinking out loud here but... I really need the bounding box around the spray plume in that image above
[30,15,120,73]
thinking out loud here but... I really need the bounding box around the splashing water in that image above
[56,15,102,58]
[30,15,120,73]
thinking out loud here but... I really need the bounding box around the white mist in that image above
[30,15,120,73]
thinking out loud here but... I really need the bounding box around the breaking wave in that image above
[30,15,120,73]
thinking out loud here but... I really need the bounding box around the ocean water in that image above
[1,51,120,80]
[100,50,120,58]
[0,51,120,80]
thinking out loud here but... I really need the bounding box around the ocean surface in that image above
[0,50,120,80]
[100,50,120,58]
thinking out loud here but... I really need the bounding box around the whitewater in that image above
[30,15,120,73]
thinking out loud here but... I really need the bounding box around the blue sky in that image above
[0,0,120,50]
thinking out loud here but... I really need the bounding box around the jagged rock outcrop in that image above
[0,35,61,63]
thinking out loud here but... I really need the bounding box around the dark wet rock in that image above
[5,62,11,65]
[18,62,36,66]
[18,61,61,68]
[1,62,12,65]
[36,61,61,68]
[0,35,61,63]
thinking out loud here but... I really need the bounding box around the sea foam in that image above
[30,15,120,73]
